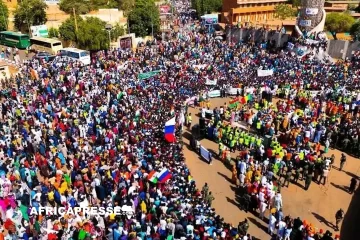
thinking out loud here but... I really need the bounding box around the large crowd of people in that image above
[0,1,358,239]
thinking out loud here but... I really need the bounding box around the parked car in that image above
[32,51,56,61]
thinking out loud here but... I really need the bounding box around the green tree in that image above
[325,12,355,40]
[48,27,59,38]
[350,21,360,40]
[58,16,82,42]
[191,0,222,16]
[59,0,118,14]
[128,0,160,37]
[288,0,300,8]
[119,0,135,16]
[0,2,9,31]
[77,17,110,50]
[59,0,91,14]
[274,4,296,20]
[59,16,112,50]
[110,23,125,41]
[14,0,48,33]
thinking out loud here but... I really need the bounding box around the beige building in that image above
[46,6,128,29]
[80,9,127,28]
[222,0,289,24]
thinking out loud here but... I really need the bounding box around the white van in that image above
[59,48,91,65]
[30,36,63,54]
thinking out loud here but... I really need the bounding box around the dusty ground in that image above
[182,97,360,240]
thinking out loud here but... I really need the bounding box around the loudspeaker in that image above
[263,135,272,149]
[199,118,206,129]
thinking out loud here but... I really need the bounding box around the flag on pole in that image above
[147,170,158,183]
[164,117,176,142]
[157,168,171,183]
[229,102,238,109]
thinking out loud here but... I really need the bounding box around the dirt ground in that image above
[182,97,360,240]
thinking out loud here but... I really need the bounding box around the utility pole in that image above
[73,8,78,33]
[151,12,154,38]
[105,24,112,49]
[152,22,154,38]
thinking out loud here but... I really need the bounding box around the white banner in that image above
[306,8,318,15]
[193,64,207,70]
[205,79,217,85]
[299,20,312,27]
[257,69,273,77]
[305,39,319,45]
[309,91,320,98]
[200,146,211,163]
[207,90,221,98]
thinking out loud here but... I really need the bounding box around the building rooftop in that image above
[237,0,287,4]
[231,5,276,14]
[324,6,348,10]
[326,1,360,3]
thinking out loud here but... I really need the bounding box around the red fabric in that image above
[48,233,57,240]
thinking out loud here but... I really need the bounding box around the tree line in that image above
[1,0,360,50]
[0,0,161,50]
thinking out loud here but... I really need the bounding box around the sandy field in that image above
[182,97,360,240]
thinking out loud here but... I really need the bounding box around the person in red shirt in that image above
[267,148,273,159]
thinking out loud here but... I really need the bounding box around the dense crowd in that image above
[0,2,359,240]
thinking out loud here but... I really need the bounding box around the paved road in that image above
[183,97,360,240]
[0,45,35,62]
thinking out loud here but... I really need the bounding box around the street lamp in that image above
[105,24,112,49]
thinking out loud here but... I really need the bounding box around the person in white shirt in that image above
[268,213,276,235]
[277,220,286,239]
[259,201,268,220]
[319,167,330,185]
[186,224,194,237]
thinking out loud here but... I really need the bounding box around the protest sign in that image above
[257,69,273,77]
[138,70,161,80]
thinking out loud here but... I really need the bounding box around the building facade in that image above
[221,0,288,25]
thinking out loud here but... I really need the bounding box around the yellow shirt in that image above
[140,201,147,213]
[59,182,68,194]
[48,191,54,201]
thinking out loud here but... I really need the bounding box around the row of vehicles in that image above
[0,31,90,65]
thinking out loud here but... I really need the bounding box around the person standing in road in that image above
[205,191,215,207]
[340,153,346,171]
[305,172,313,190]
[202,183,209,199]
[319,166,330,185]
[186,113,192,129]
[283,169,292,187]
[335,208,344,231]
[349,177,357,194]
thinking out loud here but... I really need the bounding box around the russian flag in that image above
[157,168,171,183]
[164,117,176,143]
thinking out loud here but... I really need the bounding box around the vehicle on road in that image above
[30,36,63,54]
[59,48,91,65]
[32,51,56,62]
[0,31,30,49]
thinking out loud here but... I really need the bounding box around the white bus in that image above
[59,48,91,65]
[30,36,63,54]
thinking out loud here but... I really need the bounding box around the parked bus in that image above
[59,48,91,65]
[0,31,31,49]
[30,36,63,54]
